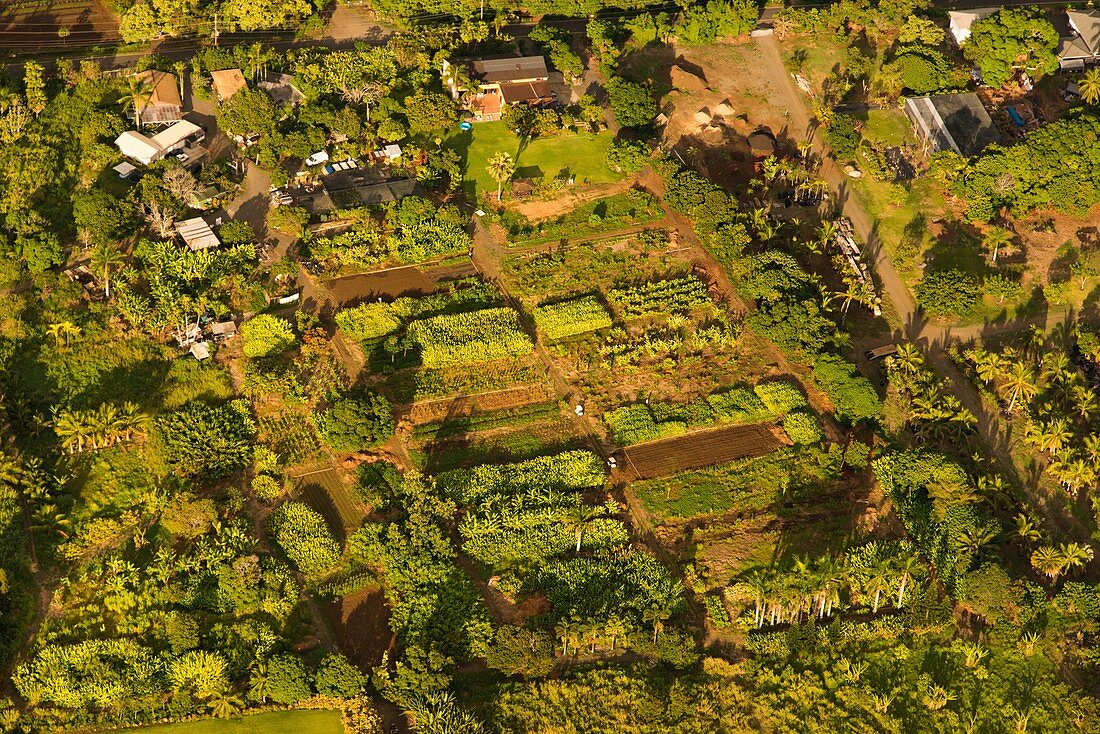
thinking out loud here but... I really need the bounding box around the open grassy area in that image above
[119,710,344,734]
[444,121,621,198]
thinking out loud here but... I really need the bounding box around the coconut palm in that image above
[969,348,1004,386]
[554,618,574,656]
[863,561,893,614]
[570,504,605,553]
[1002,361,1038,413]
[119,73,154,130]
[888,343,923,379]
[1080,68,1100,105]
[1050,454,1095,498]
[894,553,921,607]
[90,243,125,299]
[982,226,1015,264]
[486,151,515,202]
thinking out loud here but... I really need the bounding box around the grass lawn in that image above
[119,710,344,734]
[444,121,621,198]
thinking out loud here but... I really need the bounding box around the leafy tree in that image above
[964,8,1059,88]
[241,314,297,358]
[265,654,312,704]
[915,269,981,317]
[824,113,860,160]
[73,190,132,247]
[221,0,312,32]
[404,90,458,136]
[267,205,310,238]
[605,77,656,128]
[314,653,366,698]
[216,87,278,139]
[317,390,395,451]
[605,139,650,173]
[219,219,256,247]
[891,48,954,94]
[897,16,943,46]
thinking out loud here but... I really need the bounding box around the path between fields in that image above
[750,35,1091,540]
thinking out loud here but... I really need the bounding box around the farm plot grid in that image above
[621,423,784,480]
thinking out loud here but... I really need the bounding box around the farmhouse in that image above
[904,93,1003,157]
[443,55,554,122]
[131,70,182,126]
[947,7,997,46]
[1057,9,1100,70]
[210,68,248,102]
[114,119,205,165]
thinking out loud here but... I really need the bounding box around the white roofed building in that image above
[176,217,221,252]
[114,120,205,166]
[948,8,998,46]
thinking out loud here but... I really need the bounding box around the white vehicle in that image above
[304,150,330,167]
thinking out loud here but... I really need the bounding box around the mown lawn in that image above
[444,121,620,198]
[119,710,344,734]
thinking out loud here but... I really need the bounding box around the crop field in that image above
[295,467,366,539]
[326,265,436,305]
[621,423,784,480]
[118,710,344,734]
[1,0,120,52]
[324,585,393,668]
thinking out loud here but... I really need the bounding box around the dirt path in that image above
[510,178,636,220]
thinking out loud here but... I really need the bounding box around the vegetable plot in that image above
[607,276,711,318]
[437,449,606,504]
[532,296,613,340]
[407,307,534,368]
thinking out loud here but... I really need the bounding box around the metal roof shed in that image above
[176,217,221,251]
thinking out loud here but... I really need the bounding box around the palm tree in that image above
[1050,455,1095,498]
[954,525,998,558]
[1012,512,1043,546]
[486,152,515,202]
[1031,545,1065,583]
[1058,542,1094,576]
[888,343,922,379]
[46,321,81,347]
[1002,361,1038,413]
[894,553,920,608]
[172,61,187,99]
[119,74,154,130]
[604,616,627,651]
[642,604,671,643]
[864,561,893,614]
[90,243,125,299]
[581,622,601,654]
[969,348,1004,386]
[1080,68,1100,105]
[570,505,605,553]
[982,226,1015,264]
[554,618,573,656]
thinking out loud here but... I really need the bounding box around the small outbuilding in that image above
[176,217,221,252]
[132,70,183,126]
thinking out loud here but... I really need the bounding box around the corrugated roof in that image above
[499,80,553,104]
[151,120,202,150]
[114,131,162,164]
[469,56,549,83]
[210,68,248,101]
[176,217,221,251]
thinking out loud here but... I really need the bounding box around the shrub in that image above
[916,269,982,317]
[824,114,861,161]
[783,409,822,445]
[812,353,883,424]
[437,450,606,504]
[605,139,650,174]
[242,315,297,358]
[269,501,340,575]
[317,390,395,451]
[267,205,309,237]
[314,653,366,698]
[251,474,284,502]
[335,302,401,343]
[753,380,808,415]
[706,386,770,423]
